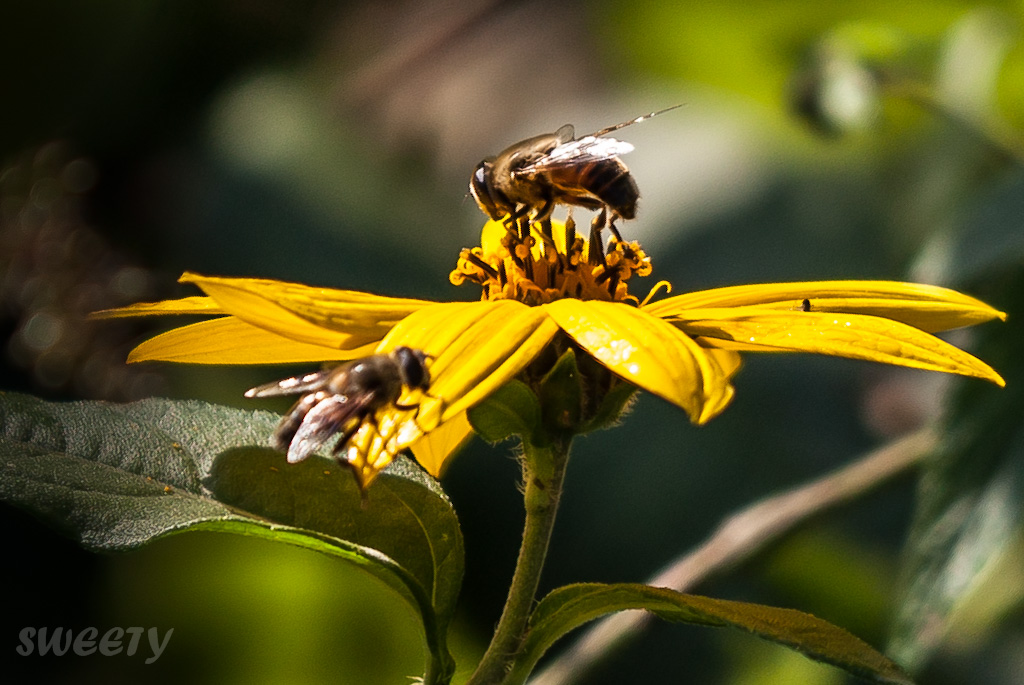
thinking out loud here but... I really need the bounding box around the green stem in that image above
[466,437,571,685]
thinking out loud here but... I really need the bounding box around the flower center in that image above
[450,217,653,305]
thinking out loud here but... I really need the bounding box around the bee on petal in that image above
[245,347,431,465]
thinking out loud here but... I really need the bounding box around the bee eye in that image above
[469,162,504,220]
[473,163,488,185]
[470,163,491,198]
[394,347,430,389]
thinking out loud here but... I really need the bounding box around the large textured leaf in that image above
[0,392,463,684]
[888,266,1024,673]
[514,583,913,685]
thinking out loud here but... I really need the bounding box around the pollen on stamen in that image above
[452,222,656,306]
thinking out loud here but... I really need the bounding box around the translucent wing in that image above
[514,136,635,176]
[283,391,377,463]
[584,105,683,138]
[244,368,335,398]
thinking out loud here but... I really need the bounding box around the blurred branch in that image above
[881,72,1024,166]
[529,427,938,685]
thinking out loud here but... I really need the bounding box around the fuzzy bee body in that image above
[245,346,430,465]
[536,152,639,220]
[469,107,678,240]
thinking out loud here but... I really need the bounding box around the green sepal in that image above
[579,378,639,434]
[537,348,583,436]
[467,379,543,445]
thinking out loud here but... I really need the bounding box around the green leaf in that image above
[0,391,462,684]
[510,583,913,685]
[889,265,1024,672]
[467,379,542,444]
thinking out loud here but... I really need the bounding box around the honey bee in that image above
[469,106,680,242]
[244,347,431,465]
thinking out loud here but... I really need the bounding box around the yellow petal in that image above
[409,411,475,478]
[128,317,376,364]
[378,300,559,429]
[343,402,475,489]
[676,308,1005,386]
[699,349,741,423]
[646,281,1005,333]
[179,272,431,348]
[707,348,743,381]
[342,419,400,490]
[90,296,223,319]
[545,300,732,423]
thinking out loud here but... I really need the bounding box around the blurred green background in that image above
[3,1,1023,683]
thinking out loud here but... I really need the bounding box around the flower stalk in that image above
[467,436,572,685]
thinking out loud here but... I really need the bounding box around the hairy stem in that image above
[467,437,571,685]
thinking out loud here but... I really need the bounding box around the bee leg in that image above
[503,206,530,243]
[502,216,517,236]
[607,212,624,245]
[517,215,532,244]
[501,213,529,269]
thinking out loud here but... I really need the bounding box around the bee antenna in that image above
[587,104,685,138]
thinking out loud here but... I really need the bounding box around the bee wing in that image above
[285,392,376,464]
[583,105,684,138]
[244,368,335,398]
[514,136,635,175]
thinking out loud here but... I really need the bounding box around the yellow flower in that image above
[97,219,1004,488]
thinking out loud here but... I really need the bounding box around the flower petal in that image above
[91,296,223,319]
[409,411,475,478]
[646,281,1005,333]
[545,300,732,423]
[676,308,1005,386]
[378,300,560,429]
[700,349,741,423]
[128,317,376,364]
[706,348,743,381]
[179,272,432,348]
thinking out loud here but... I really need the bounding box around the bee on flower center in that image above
[468,106,680,244]
[244,346,431,466]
